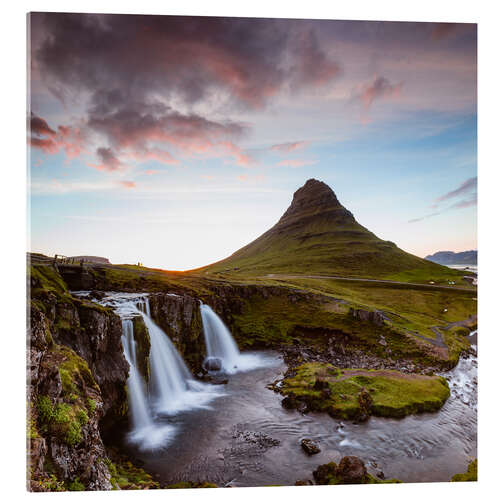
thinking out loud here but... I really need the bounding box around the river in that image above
[127,347,477,486]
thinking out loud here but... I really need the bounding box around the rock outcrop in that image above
[349,308,386,326]
[28,303,114,491]
[148,292,205,371]
[27,265,129,491]
[312,456,399,485]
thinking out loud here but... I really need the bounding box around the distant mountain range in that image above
[425,250,477,266]
[197,178,461,281]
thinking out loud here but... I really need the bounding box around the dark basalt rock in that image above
[349,308,386,326]
[336,456,367,484]
[148,293,205,372]
[313,462,338,484]
[281,395,297,410]
[28,304,114,491]
[313,378,329,390]
[203,356,222,372]
[301,438,321,455]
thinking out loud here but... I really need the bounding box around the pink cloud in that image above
[28,114,86,160]
[118,180,136,189]
[290,30,341,90]
[355,75,403,111]
[271,141,309,153]
[89,147,126,173]
[29,113,56,137]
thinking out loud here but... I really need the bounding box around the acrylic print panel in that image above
[27,12,477,491]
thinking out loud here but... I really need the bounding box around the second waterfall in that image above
[200,303,269,374]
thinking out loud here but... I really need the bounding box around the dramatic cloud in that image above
[355,75,403,110]
[28,113,85,160]
[271,141,309,153]
[32,14,341,110]
[29,14,344,172]
[90,147,125,173]
[289,30,341,90]
[29,113,56,137]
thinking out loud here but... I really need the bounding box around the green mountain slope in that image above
[196,179,465,282]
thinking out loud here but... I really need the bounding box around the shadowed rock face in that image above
[42,298,129,429]
[148,293,205,371]
[277,178,354,228]
[27,265,130,491]
[28,303,117,491]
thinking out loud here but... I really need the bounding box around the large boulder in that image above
[336,456,367,484]
[203,357,222,372]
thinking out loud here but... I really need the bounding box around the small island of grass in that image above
[280,362,450,421]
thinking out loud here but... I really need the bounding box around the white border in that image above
[2,1,498,499]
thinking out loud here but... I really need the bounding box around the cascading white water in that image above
[90,292,222,450]
[139,307,220,415]
[121,319,152,431]
[119,308,175,451]
[200,303,270,374]
[200,304,241,373]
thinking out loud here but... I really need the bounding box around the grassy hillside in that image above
[194,179,469,283]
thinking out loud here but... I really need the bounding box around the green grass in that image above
[281,362,450,420]
[451,459,477,482]
[191,184,471,284]
[36,345,99,447]
[248,277,476,359]
[106,458,159,490]
[230,291,460,366]
[313,460,401,485]
[166,481,218,489]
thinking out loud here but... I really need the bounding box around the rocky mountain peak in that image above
[279,178,345,222]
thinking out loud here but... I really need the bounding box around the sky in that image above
[28,13,477,270]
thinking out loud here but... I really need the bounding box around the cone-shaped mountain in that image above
[199,179,451,279]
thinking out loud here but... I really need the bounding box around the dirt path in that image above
[264,274,476,293]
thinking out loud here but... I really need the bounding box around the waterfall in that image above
[200,304,241,373]
[95,292,222,450]
[121,319,152,431]
[120,313,175,451]
[199,304,275,374]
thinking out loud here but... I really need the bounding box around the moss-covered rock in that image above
[132,315,150,382]
[27,265,128,492]
[281,362,450,420]
[105,449,159,490]
[313,456,401,485]
[451,459,477,482]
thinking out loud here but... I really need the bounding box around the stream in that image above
[130,348,477,486]
[76,291,477,486]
